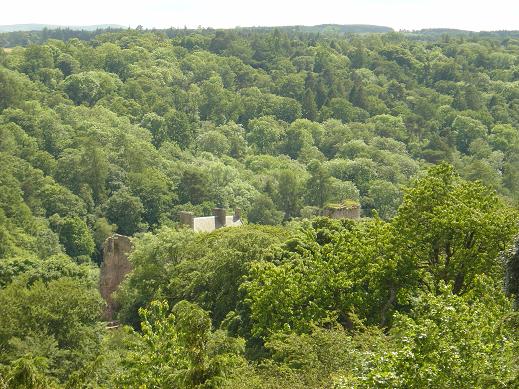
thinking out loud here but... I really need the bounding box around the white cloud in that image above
[2,0,519,31]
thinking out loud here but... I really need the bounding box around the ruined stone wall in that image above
[99,234,132,321]
[322,207,361,220]
[180,208,243,232]
[192,216,218,232]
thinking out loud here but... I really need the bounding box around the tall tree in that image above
[392,163,519,294]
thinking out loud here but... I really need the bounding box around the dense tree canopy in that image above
[1,26,519,387]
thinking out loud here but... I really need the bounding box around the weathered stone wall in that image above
[179,208,243,232]
[213,207,227,228]
[99,234,132,321]
[179,211,194,228]
[192,216,218,232]
[322,207,361,220]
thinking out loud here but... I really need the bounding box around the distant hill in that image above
[405,28,519,41]
[417,28,474,34]
[239,24,394,34]
[0,24,125,32]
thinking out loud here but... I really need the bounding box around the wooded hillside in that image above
[0,28,518,387]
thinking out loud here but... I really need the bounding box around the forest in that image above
[0,26,518,387]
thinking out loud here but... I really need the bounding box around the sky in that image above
[2,0,519,32]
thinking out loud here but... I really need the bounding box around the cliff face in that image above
[99,234,132,321]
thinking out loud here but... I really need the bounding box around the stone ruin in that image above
[98,209,243,321]
[321,201,361,220]
[179,207,243,232]
[99,234,132,321]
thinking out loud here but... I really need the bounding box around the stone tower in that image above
[99,234,132,321]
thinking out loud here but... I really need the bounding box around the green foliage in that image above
[393,163,519,294]
[242,217,402,338]
[452,115,487,154]
[92,217,117,260]
[50,215,95,258]
[1,27,519,387]
[39,184,86,218]
[369,114,407,141]
[246,116,285,155]
[365,180,402,219]
[104,188,146,236]
[117,300,245,388]
[129,168,176,227]
[197,130,231,156]
[282,119,314,159]
[361,277,518,388]
[243,164,519,341]
[276,169,306,219]
[305,159,333,207]
[117,225,290,328]
[1,355,56,389]
[163,109,194,148]
[62,71,122,106]
[247,194,284,225]
[0,277,104,381]
[0,68,36,110]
